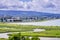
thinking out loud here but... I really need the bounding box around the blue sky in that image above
[20,0,32,2]
[0,0,60,14]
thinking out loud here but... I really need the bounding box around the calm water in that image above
[9,19,60,26]
[40,37,60,40]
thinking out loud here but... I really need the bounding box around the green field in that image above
[0,23,60,35]
[0,38,8,40]
[0,22,60,38]
[0,22,60,32]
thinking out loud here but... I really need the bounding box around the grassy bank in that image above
[20,30,60,38]
[0,38,8,40]
[0,23,60,33]
[0,23,60,38]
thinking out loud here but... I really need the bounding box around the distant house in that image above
[0,16,39,22]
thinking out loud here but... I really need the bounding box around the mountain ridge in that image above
[0,10,60,18]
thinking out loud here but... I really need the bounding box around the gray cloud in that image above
[0,0,60,13]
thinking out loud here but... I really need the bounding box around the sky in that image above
[0,0,60,14]
[20,0,32,2]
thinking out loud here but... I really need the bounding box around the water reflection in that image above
[40,37,60,40]
[9,19,60,26]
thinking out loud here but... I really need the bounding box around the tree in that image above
[24,36,30,40]
[9,33,21,40]
[31,36,40,40]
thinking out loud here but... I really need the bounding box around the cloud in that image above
[20,0,32,2]
[31,0,60,13]
[0,0,60,13]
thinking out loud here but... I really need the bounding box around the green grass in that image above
[0,23,60,33]
[9,30,60,38]
[20,30,60,37]
[0,23,60,38]
[0,38,8,40]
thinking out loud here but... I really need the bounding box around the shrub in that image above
[31,36,40,40]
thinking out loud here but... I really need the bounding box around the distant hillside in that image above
[0,10,60,19]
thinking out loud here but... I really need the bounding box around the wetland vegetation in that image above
[0,22,60,40]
